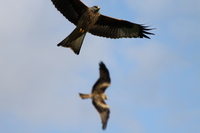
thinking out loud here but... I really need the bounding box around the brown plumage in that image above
[51,0,154,54]
[79,62,111,130]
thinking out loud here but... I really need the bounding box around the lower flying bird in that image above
[79,62,111,130]
[51,0,154,55]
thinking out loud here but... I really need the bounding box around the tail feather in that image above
[79,93,92,99]
[57,27,86,55]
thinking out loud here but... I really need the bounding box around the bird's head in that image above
[92,5,100,13]
[103,94,108,100]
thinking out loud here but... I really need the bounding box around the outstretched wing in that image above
[92,62,111,94]
[89,14,154,39]
[92,97,110,130]
[51,0,88,25]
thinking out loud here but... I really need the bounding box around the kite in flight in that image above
[51,0,154,54]
[79,62,111,130]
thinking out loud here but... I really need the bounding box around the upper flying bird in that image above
[79,62,111,130]
[51,0,154,55]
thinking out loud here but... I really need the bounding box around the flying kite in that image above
[51,0,154,54]
[79,62,111,130]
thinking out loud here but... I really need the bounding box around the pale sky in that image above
[0,0,200,133]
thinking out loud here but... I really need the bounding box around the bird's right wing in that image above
[92,62,111,94]
[99,62,110,81]
[51,0,88,25]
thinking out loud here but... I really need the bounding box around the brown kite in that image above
[51,0,154,54]
[79,62,111,130]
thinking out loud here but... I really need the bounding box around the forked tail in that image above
[79,93,92,99]
[57,27,86,55]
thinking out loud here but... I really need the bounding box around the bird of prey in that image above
[79,62,111,130]
[51,0,154,55]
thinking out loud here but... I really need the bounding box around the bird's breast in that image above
[78,10,100,31]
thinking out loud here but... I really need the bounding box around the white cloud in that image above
[168,18,200,44]
[125,41,188,78]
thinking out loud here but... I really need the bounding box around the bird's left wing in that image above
[89,14,154,39]
[51,0,88,25]
[92,98,110,130]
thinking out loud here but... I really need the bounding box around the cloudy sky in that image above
[0,0,200,133]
